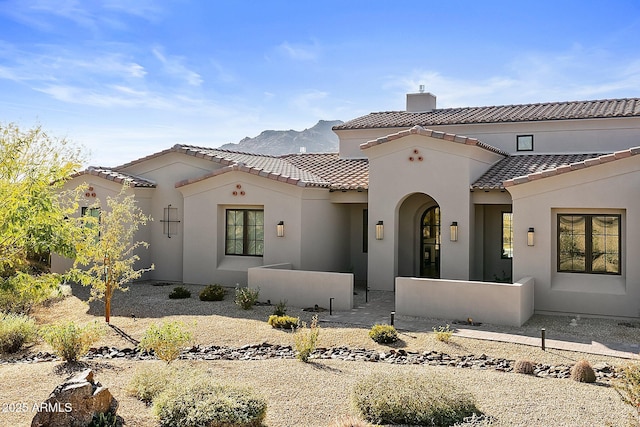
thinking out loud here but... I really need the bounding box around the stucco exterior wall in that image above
[365,133,504,290]
[248,264,353,310]
[508,155,640,318]
[335,117,640,158]
[119,152,220,282]
[300,197,350,273]
[395,276,534,327]
[51,177,154,280]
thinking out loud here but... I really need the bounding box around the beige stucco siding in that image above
[178,171,350,286]
[508,155,640,317]
[365,133,504,290]
[118,152,221,282]
[51,177,153,281]
[336,117,640,158]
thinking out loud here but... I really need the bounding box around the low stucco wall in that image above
[248,264,353,311]
[395,276,534,327]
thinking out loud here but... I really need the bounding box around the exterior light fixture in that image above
[375,221,384,240]
[450,222,458,242]
[276,221,285,237]
[527,227,535,246]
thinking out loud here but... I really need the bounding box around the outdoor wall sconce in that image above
[527,227,535,246]
[276,221,285,237]
[450,222,458,242]
[375,221,384,240]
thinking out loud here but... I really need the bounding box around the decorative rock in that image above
[31,369,117,427]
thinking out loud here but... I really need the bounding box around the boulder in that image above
[31,369,118,427]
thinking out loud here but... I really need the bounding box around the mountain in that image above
[219,120,343,155]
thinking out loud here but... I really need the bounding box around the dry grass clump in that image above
[352,370,478,426]
[571,359,596,383]
[514,359,536,375]
[327,415,373,426]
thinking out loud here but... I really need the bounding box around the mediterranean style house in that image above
[53,90,640,323]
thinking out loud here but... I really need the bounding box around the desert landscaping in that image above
[1,281,639,426]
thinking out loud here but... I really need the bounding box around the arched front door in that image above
[420,206,440,278]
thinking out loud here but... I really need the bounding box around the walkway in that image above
[320,290,639,360]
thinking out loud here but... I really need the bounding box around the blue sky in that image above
[1,1,640,166]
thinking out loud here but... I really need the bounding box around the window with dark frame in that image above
[502,212,513,259]
[363,209,368,253]
[557,214,621,274]
[81,207,101,239]
[225,209,264,256]
[516,135,534,151]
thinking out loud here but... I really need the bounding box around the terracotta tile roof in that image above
[71,167,156,187]
[360,125,508,156]
[502,147,640,187]
[334,98,640,130]
[472,154,605,190]
[170,146,368,190]
[281,153,369,191]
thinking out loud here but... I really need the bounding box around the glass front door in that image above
[420,206,440,278]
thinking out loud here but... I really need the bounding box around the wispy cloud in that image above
[0,0,163,32]
[387,47,640,107]
[152,46,203,86]
[278,41,320,61]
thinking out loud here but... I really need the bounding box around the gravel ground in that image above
[0,281,638,426]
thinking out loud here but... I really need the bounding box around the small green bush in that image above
[267,315,299,329]
[153,379,267,427]
[294,315,319,362]
[0,312,39,353]
[127,364,184,403]
[138,321,193,363]
[0,273,62,314]
[571,359,596,383]
[514,359,535,375]
[168,286,191,299]
[41,321,105,362]
[368,324,398,344]
[352,371,478,426]
[273,300,288,316]
[433,324,454,343]
[235,286,259,310]
[88,411,119,427]
[198,284,225,301]
[614,362,640,421]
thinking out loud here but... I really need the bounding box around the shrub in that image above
[570,359,596,383]
[138,321,193,363]
[294,315,319,362]
[127,364,184,403]
[327,416,373,427]
[168,286,191,299]
[235,285,259,310]
[352,371,478,426]
[0,312,39,353]
[0,273,63,314]
[273,300,287,316]
[614,362,640,420]
[433,324,454,343]
[368,324,398,344]
[198,284,225,301]
[88,411,119,427]
[514,359,535,375]
[267,315,299,329]
[41,321,105,362]
[153,378,267,427]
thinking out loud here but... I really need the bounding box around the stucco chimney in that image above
[406,88,436,112]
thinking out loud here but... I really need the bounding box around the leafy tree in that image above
[0,123,85,313]
[70,185,153,323]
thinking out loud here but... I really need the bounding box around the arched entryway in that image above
[420,206,440,278]
[397,193,440,278]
